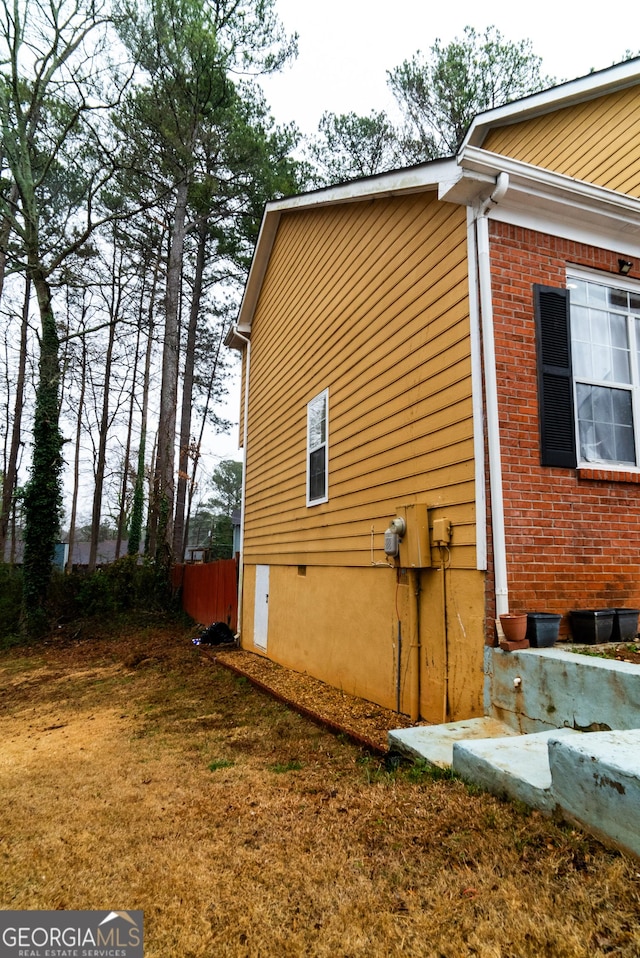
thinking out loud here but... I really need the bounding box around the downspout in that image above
[475,172,510,617]
[233,330,251,640]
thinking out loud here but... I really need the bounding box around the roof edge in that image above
[229,158,457,339]
[461,57,640,150]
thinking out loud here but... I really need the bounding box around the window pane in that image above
[614,422,636,464]
[591,309,609,346]
[609,288,628,309]
[309,447,326,501]
[572,341,592,379]
[629,292,640,313]
[569,280,588,305]
[576,382,593,421]
[308,396,326,449]
[591,386,613,423]
[588,283,608,307]
[577,383,635,465]
[612,347,631,383]
[610,312,628,348]
[571,304,590,340]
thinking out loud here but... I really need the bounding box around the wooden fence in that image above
[172,558,238,630]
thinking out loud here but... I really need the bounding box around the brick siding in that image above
[487,221,640,638]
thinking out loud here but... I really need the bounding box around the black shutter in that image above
[534,284,577,468]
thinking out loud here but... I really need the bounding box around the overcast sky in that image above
[218,2,637,465]
[261,0,638,135]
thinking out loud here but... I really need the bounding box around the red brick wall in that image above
[487,222,640,637]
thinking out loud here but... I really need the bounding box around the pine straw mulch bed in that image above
[211,646,417,753]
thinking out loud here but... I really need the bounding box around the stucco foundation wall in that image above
[488,223,640,636]
[241,563,485,722]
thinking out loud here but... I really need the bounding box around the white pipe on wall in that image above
[475,173,510,617]
[233,332,251,639]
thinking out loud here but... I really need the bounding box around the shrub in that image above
[0,564,23,644]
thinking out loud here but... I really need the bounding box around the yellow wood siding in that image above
[237,348,246,448]
[482,86,640,196]
[243,193,475,568]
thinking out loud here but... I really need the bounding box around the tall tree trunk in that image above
[182,320,227,559]
[0,276,30,560]
[0,181,19,303]
[65,326,88,574]
[88,313,117,573]
[129,239,162,558]
[22,268,63,632]
[150,178,188,570]
[116,314,143,560]
[172,217,207,559]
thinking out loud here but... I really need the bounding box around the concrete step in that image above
[388,717,518,768]
[389,719,640,858]
[550,729,640,858]
[452,728,580,812]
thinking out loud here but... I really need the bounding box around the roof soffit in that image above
[447,147,640,254]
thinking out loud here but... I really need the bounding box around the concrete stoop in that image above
[549,730,640,857]
[388,721,640,859]
[388,717,518,768]
[452,727,580,813]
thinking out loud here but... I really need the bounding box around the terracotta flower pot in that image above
[500,613,528,643]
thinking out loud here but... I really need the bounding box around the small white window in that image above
[306,389,328,506]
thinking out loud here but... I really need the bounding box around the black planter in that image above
[611,609,640,643]
[526,613,561,648]
[570,609,615,645]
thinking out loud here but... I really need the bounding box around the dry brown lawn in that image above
[1,617,639,957]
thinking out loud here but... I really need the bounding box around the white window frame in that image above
[568,267,640,470]
[306,388,329,506]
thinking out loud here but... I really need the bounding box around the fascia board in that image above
[460,58,640,151]
[266,158,455,213]
[230,159,457,339]
[228,209,282,345]
[456,146,640,255]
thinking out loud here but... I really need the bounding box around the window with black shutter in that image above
[535,275,640,469]
[534,284,577,468]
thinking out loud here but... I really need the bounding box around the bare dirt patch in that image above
[1,618,640,957]
[567,642,640,666]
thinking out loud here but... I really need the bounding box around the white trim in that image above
[265,158,455,214]
[440,147,640,262]
[229,63,640,343]
[567,264,640,294]
[231,160,456,337]
[461,58,640,150]
[466,208,487,571]
[567,266,640,471]
[234,335,251,640]
[476,199,509,616]
[306,388,329,507]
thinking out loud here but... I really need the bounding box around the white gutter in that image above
[233,331,251,640]
[475,172,510,616]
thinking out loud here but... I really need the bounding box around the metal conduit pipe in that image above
[409,568,422,723]
[440,550,449,723]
